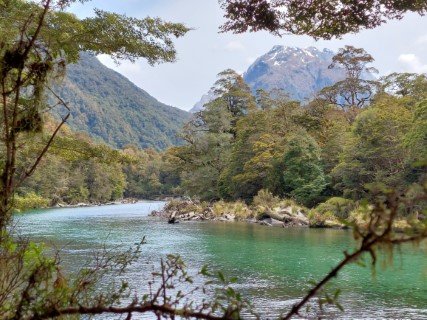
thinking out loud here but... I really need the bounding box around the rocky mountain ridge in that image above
[244,46,346,101]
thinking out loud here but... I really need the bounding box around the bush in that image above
[14,192,50,213]
[212,200,253,219]
[312,197,356,220]
[252,189,280,208]
[163,199,202,214]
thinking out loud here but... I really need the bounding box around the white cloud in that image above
[225,41,245,51]
[398,54,427,73]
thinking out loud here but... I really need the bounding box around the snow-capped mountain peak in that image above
[190,46,346,112]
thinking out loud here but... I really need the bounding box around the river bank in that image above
[150,194,426,233]
[150,197,346,229]
[52,197,140,208]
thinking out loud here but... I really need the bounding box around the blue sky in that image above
[69,0,427,111]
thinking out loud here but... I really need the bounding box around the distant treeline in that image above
[15,122,181,211]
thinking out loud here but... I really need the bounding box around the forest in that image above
[17,47,427,227]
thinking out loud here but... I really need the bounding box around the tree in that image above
[378,72,427,104]
[219,0,427,39]
[218,109,270,200]
[170,70,258,200]
[282,133,328,207]
[170,98,234,200]
[211,69,257,136]
[218,91,301,200]
[332,95,413,199]
[0,0,189,230]
[318,46,378,122]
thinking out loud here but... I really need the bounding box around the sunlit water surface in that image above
[15,202,427,319]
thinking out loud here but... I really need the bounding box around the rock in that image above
[282,214,309,228]
[262,217,272,224]
[275,207,293,216]
[270,218,284,227]
[223,213,236,221]
[168,216,178,224]
[266,209,286,221]
[259,220,272,226]
[296,212,309,224]
[323,219,344,228]
[76,203,88,207]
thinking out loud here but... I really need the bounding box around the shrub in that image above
[14,192,50,213]
[313,197,356,220]
[212,200,253,219]
[252,189,280,208]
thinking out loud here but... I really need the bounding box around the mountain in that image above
[244,46,346,101]
[190,46,346,112]
[54,53,191,150]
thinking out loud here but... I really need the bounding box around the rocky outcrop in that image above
[151,199,311,228]
[151,202,237,224]
[259,207,309,227]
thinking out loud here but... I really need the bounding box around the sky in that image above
[68,0,427,111]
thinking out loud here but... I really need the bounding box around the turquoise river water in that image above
[14,201,427,319]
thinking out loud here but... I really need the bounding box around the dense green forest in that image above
[171,56,427,205]
[15,119,182,211]
[17,48,427,225]
[54,53,191,151]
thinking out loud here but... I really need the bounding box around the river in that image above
[14,201,427,319]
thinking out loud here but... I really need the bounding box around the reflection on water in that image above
[15,202,427,319]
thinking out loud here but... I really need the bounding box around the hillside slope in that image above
[55,54,190,150]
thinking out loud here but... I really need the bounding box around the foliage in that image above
[13,192,50,213]
[171,56,426,213]
[379,72,427,103]
[171,70,256,200]
[311,197,356,220]
[15,126,181,206]
[252,189,280,209]
[211,69,257,132]
[318,46,378,123]
[219,0,427,39]
[332,94,414,199]
[281,133,328,207]
[212,200,253,219]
